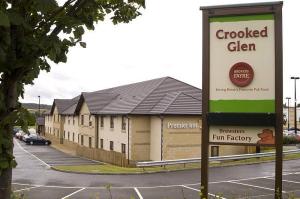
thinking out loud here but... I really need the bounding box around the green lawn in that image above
[53,153,300,174]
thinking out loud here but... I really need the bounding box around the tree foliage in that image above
[0,0,144,197]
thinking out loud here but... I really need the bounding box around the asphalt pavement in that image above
[12,139,300,199]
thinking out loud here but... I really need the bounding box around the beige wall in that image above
[150,116,162,161]
[130,116,151,161]
[45,114,53,135]
[78,102,95,148]
[98,116,129,155]
[63,115,79,143]
[52,106,63,139]
[162,116,202,160]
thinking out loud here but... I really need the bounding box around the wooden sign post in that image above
[200,2,283,198]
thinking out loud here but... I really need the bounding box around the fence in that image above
[76,146,128,167]
[136,149,300,168]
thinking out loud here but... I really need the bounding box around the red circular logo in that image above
[229,62,254,87]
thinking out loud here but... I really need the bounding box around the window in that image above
[81,115,84,125]
[73,116,75,125]
[110,141,114,151]
[110,116,114,128]
[211,146,219,157]
[68,118,70,124]
[81,135,84,145]
[89,115,92,126]
[100,116,104,127]
[122,116,126,130]
[89,137,92,148]
[78,134,79,143]
[121,143,126,154]
[72,133,75,142]
[100,139,104,149]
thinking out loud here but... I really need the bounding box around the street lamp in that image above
[286,97,291,129]
[291,77,299,135]
[38,95,41,116]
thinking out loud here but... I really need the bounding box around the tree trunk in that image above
[0,78,18,199]
[0,168,12,199]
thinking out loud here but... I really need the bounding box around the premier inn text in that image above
[215,26,268,52]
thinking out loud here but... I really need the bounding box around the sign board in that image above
[200,2,283,199]
[209,126,275,144]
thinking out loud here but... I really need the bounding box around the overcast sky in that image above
[20,0,300,106]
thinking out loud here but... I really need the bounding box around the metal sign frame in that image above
[200,2,283,199]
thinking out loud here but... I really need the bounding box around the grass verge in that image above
[52,153,300,174]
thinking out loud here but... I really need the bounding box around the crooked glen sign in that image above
[209,14,275,114]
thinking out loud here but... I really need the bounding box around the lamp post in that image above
[286,97,291,129]
[38,95,41,116]
[291,77,299,135]
[38,95,40,135]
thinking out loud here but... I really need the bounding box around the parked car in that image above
[13,127,20,136]
[24,135,51,145]
[15,130,27,140]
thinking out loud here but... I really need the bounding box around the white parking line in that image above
[134,187,144,199]
[228,181,287,193]
[282,179,300,184]
[61,188,86,199]
[14,185,42,192]
[182,185,227,199]
[14,139,51,168]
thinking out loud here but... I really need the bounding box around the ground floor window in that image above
[100,139,104,149]
[72,133,75,142]
[110,141,114,151]
[211,146,219,157]
[89,137,92,148]
[81,135,84,145]
[121,143,126,154]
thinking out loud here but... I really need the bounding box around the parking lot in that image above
[12,171,300,199]
[13,139,300,198]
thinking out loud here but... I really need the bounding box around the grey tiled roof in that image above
[51,77,202,116]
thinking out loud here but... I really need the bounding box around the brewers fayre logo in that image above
[229,62,254,87]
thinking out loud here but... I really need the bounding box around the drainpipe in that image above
[95,115,99,149]
[160,116,164,161]
[127,116,130,165]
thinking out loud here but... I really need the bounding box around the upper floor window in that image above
[81,115,84,125]
[122,116,126,130]
[110,116,114,128]
[89,115,92,126]
[100,116,104,127]
[73,116,75,125]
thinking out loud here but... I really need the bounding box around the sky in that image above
[20,0,300,106]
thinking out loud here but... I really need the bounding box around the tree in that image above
[0,0,145,198]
